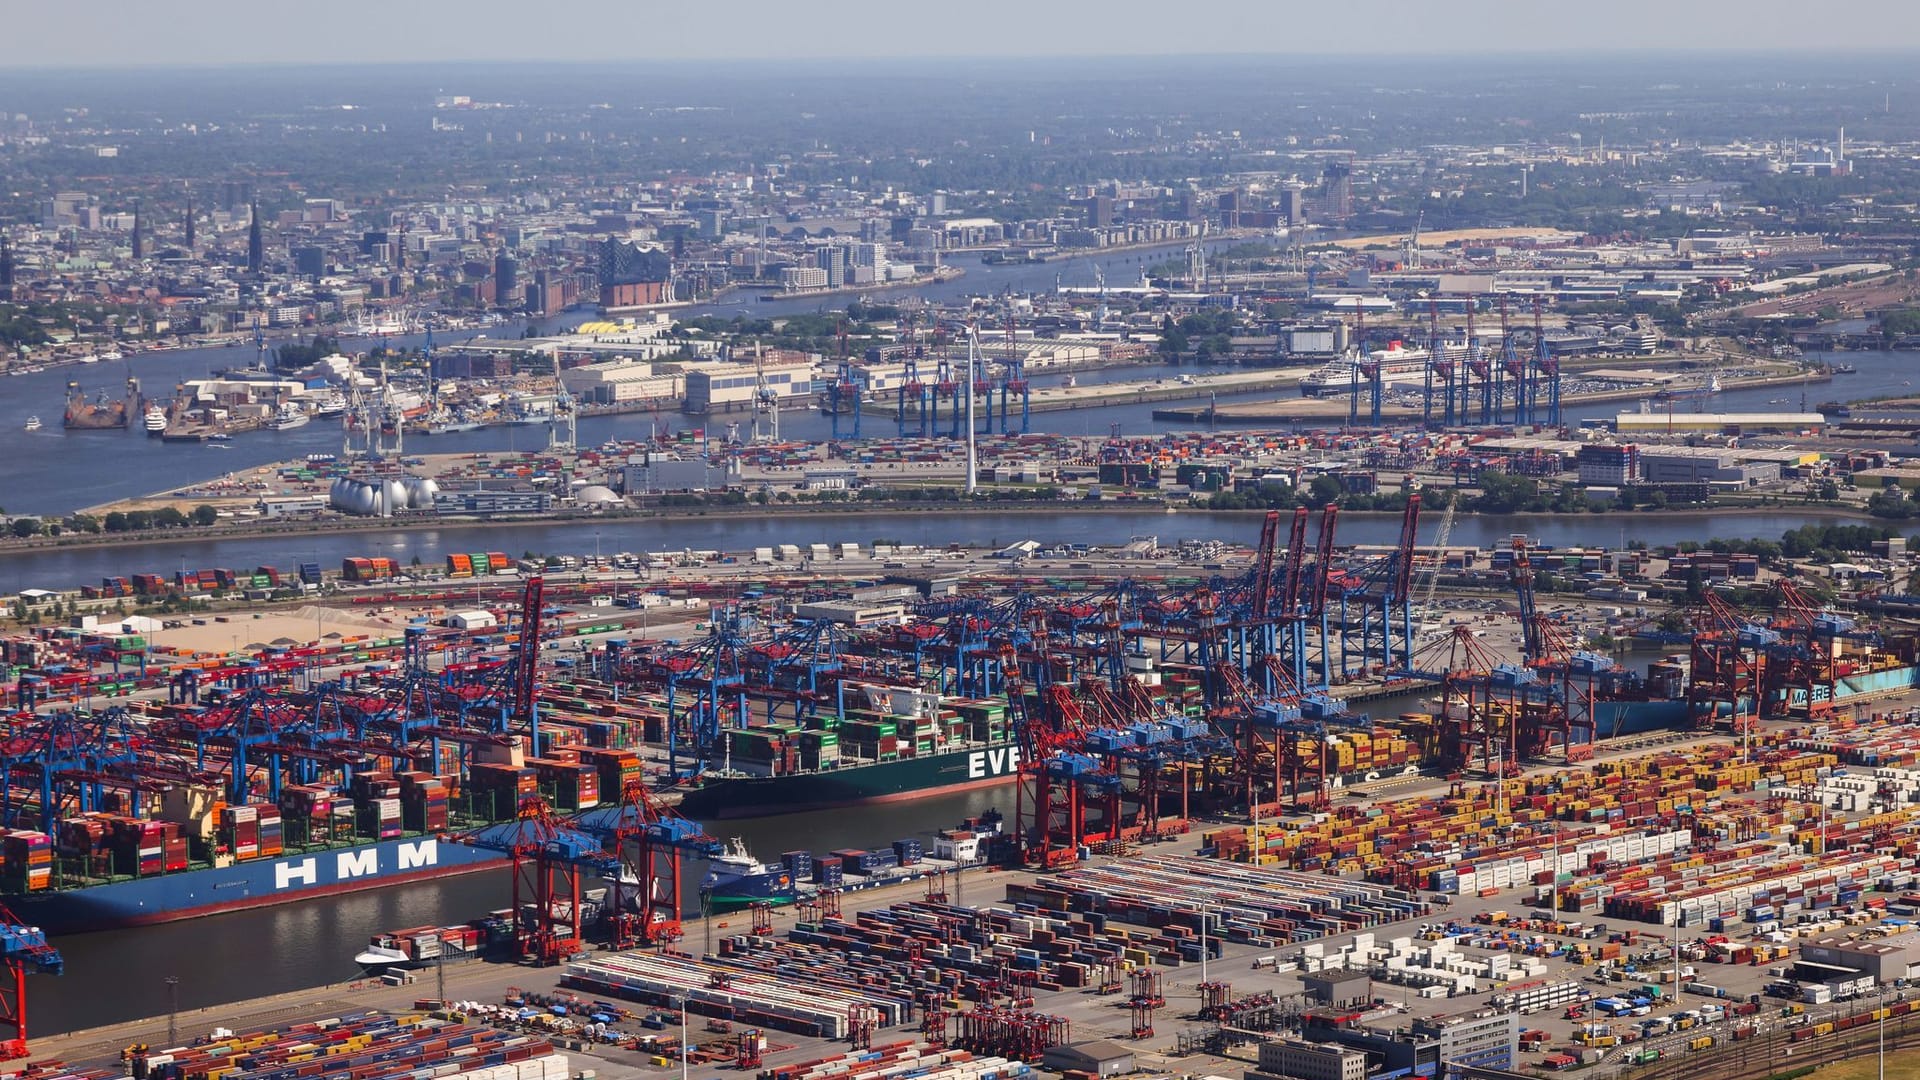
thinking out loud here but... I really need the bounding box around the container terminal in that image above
[10,509,1920,1080]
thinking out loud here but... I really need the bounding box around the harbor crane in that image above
[0,901,63,1061]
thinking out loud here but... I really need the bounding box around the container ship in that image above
[667,686,1021,819]
[61,377,137,430]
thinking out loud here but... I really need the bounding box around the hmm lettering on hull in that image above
[273,839,439,890]
[967,746,1022,780]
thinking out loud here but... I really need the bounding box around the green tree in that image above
[1307,474,1345,507]
[8,517,39,538]
[190,504,218,527]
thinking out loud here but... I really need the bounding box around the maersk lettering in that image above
[967,746,1021,779]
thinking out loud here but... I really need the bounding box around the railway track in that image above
[1626,1005,1920,1080]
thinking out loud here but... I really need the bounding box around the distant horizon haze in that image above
[12,0,1920,68]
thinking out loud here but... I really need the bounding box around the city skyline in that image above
[14,0,1920,68]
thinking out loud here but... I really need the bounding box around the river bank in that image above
[0,499,1881,564]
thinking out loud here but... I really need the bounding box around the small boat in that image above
[23,416,40,432]
[205,432,232,442]
[1834,363,1858,374]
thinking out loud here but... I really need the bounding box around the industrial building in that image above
[558,361,685,405]
[1613,411,1824,436]
[1636,446,1782,486]
[1799,931,1920,985]
[1301,969,1374,1008]
[622,453,735,494]
[1576,444,1639,486]
[1040,1041,1134,1078]
[1300,1009,1520,1077]
[430,489,553,515]
[682,357,813,413]
[1249,1039,1369,1080]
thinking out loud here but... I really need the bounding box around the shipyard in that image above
[16,13,1920,1080]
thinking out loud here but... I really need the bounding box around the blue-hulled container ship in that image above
[8,834,507,934]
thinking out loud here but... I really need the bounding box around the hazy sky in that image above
[19,0,1920,67]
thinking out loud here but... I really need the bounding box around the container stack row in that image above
[563,950,905,1038]
[765,1041,1031,1080]
[111,1011,564,1080]
[1011,855,1426,949]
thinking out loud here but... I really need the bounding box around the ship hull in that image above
[674,743,1022,820]
[63,410,130,430]
[7,835,507,935]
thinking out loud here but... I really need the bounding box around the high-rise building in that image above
[494,254,518,300]
[292,245,326,278]
[221,180,255,212]
[1280,185,1306,227]
[1319,162,1353,222]
[1082,195,1115,228]
[813,244,848,288]
[129,200,143,260]
[246,203,264,274]
[183,192,196,251]
[0,238,14,302]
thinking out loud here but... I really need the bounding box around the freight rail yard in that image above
[13,508,1920,1080]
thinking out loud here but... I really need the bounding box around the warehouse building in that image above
[1637,446,1781,486]
[558,361,685,405]
[1041,1042,1134,1078]
[682,358,813,413]
[1800,931,1920,985]
[1613,411,1823,435]
[623,453,734,494]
